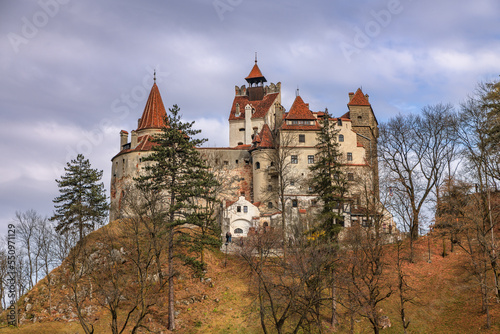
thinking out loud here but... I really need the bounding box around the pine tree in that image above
[309,109,348,240]
[51,154,108,241]
[135,104,219,331]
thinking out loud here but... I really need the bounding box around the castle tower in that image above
[229,59,282,147]
[110,78,168,221]
[346,88,379,194]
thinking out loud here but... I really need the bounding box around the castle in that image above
[110,60,388,237]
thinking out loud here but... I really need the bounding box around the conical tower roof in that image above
[137,82,167,131]
[245,58,267,85]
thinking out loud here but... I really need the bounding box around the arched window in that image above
[255,162,260,169]
[234,228,244,234]
[292,199,298,207]
[339,134,344,142]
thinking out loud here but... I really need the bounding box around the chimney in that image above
[348,92,354,102]
[235,103,240,117]
[137,118,142,128]
[365,94,369,102]
[120,130,128,150]
[131,130,138,148]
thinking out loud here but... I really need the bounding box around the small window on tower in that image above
[255,162,260,169]
[239,128,245,131]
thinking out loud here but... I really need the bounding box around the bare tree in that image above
[258,125,301,256]
[338,174,393,334]
[15,210,46,289]
[62,238,95,334]
[395,238,413,333]
[380,104,457,242]
[458,90,500,300]
[240,229,335,333]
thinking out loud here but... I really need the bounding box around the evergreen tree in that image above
[309,110,348,240]
[135,104,219,331]
[51,154,108,241]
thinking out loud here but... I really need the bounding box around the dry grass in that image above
[2,230,500,333]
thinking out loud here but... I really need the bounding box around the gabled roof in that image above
[112,134,158,159]
[285,95,316,120]
[137,83,167,130]
[229,93,279,120]
[347,88,370,106]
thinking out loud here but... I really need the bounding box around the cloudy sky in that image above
[1,0,499,237]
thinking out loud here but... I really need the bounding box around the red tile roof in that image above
[112,134,158,159]
[229,93,279,120]
[258,124,274,148]
[137,83,167,130]
[341,111,350,119]
[286,95,316,120]
[347,88,370,106]
[245,63,265,80]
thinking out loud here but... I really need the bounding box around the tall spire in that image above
[137,82,167,131]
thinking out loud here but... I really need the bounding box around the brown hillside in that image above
[1,225,500,333]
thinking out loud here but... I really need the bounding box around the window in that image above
[337,119,342,126]
[240,191,245,196]
[223,161,228,165]
[237,206,241,212]
[308,186,313,192]
[290,181,295,186]
[255,161,260,169]
[291,155,298,164]
[268,202,273,209]
[348,173,354,181]
[235,160,239,164]
[308,155,314,164]
[299,134,305,143]
[239,128,245,131]
[339,134,344,142]
[243,206,248,213]
[267,185,272,191]
[292,199,298,207]
[347,152,353,161]
[234,228,243,234]
[311,200,317,206]
[237,142,243,146]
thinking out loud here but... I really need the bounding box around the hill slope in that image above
[1,225,500,333]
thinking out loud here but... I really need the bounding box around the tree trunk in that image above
[168,229,175,331]
[331,270,338,329]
